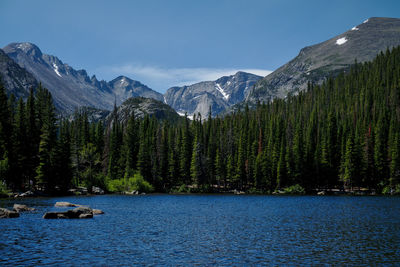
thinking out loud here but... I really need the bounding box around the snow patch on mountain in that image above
[215,83,229,100]
[177,111,193,120]
[351,26,359,31]
[336,37,348,45]
[363,19,369,24]
[52,63,62,77]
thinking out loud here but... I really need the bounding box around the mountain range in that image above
[1,17,400,118]
[2,42,163,112]
[0,42,259,118]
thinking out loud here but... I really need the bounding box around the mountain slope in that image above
[247,17,400,103]
[108,97,181,125]
[164,71,262,117]
[0,49,38,98]
[2,42,163,112]
[109,76,163,103]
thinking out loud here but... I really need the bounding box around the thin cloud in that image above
[97,64,272,93]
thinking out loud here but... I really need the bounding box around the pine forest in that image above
[1,46,400,196]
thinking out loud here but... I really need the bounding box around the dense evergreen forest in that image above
[1,46,400,196]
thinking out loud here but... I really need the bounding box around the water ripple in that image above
[1,195,400,265]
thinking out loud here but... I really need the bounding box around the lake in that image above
[1,195,399,265]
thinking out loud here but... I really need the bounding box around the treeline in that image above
[1,46,400,195]
[0,83,105,194]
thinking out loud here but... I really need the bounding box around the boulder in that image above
[67,187,88,195]
[43,207,93,219]
[43,211,66,219]
[13,190,36,198]
[91,186,104,195]
[13,204,35,212]
[233,189,245,195]
[77,186,88,194]
[0,207,20,218]
[54,201,81,207]
[124,190,139,195]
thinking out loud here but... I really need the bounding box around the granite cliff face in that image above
[0,49,38,99]
[107,97,181,125]
[164,71,262,118]
[246,17,400,103]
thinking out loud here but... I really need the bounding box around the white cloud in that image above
[96,64,272,93]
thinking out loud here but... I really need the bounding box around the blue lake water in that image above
[1,195,399,266]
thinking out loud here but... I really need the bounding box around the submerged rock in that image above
[54,201,81,207]
[79,213,93,219]
[92,209,104,215]
[13,204,36,212]
[0,208,20,218]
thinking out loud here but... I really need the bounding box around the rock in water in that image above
[79,213,93,219]
[92,209,104,215]
[54,201,81,207]
[43,212,64,219]
[17,190,35,197]
[43,207,93,219]
[13,204,36,212]
[91,186,105,195]
[0,208,20,218]
[69,206,93,216]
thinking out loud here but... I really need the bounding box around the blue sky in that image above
[1,0,399,93]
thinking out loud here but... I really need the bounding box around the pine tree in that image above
[389,133,400,190]
[80,143,100,191]
[0,83,12,187]
[35,88,57,191]
[107,106,123,180]
[215,148,225,189]
[124,115,138,177]
[190,133,203,186]
[52,120,72,192]
[276,138,287,189]
[340,135,356,189]
[13,98,27,189]
[25,87,39,187]
[179,116,192,184]
[137,115,152,182]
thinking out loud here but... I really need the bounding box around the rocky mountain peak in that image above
[246,17,400,104]
[4,42,43,58]
[165,71,262,118]
[2,42,164,113]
